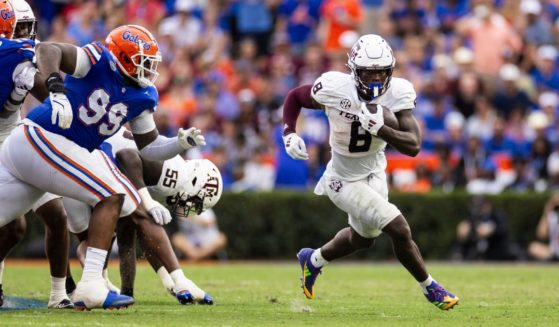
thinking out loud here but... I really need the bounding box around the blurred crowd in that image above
[22,0,559,193]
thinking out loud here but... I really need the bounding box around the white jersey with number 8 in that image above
[311,71,416,181]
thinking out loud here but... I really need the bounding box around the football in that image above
[364,104,399,130]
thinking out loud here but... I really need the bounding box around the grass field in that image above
[1,261,558,326]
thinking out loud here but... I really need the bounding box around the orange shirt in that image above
[321,0,362,52]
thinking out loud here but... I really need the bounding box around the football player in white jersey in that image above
[63,128,222,304]
[0,0,72,309]
[282,34,459,310]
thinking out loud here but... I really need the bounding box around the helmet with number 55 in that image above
[105,24,162,88]
[166,159,223,218]
[347,34,395,101]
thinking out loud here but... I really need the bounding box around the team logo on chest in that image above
[340,98,351,109]
[329,179,343,193]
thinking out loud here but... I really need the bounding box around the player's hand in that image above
[50,92,73,129]
[13,65,36,97]
[357,103,384,136]
[148,203,173,225]
[177,127,206,150]
[283,133,309,160]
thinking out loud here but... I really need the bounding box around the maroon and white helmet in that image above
[167,159,223,217]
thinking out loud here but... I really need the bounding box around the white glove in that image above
[138,187,172,225]
[147,203,172,225]
[13,65,36,98]
[177,127,206,150]
[357,104,384,136]
[283,133,309,160]
[50,92,73,129]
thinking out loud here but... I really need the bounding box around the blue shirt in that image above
[0,38,35,110]
[27,42,158,152]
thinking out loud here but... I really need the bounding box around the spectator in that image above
[528,194,559,261]
[491,64,533,119]
[454,196,515,261]
[456,3,522,77]
[318,0,362,57]
[168,209,228,261]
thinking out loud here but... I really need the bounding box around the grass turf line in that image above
[0,262,558,326]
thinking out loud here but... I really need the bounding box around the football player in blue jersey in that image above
[0,24,206,310]
[0,0,73,309]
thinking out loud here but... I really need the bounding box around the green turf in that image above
[1,261,558,326]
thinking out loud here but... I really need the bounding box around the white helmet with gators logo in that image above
[347,34,395,100]
[167,159,223,218]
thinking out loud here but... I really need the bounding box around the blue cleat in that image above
[424,281,459,310]
[297,248,322,299]
[74,291,134,311]
[176,290,194,305]
[198,293,214,305]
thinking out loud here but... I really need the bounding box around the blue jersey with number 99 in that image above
[27,41,158,152]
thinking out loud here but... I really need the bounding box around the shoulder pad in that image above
[383,78,416,113]
[311,72,359,112]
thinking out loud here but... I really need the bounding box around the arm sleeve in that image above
[129,110,157,134]
[72,47,92,78]
[138,134,183,161]
[282,84,314,135]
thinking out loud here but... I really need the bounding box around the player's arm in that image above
[115,148,164,189]
[282,84,322,160]
[34,42,92,129]
[282,84,323,135]
[129,110,206,161]
[377,109,421,157]
[1,59,36,117]
[116,148,172,225]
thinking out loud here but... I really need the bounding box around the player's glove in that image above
[177,127,206,150]
[357,103,384,136]
[138,187,172,225]
[13,65,36,98]
[283,133,309,160]
[46,72,73,129]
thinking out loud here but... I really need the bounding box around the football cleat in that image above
[176,290,194,305]
[197,293,214,305]
[72,279,134,310]
[424,281,459,310]
[48,298,75,309]
[297,248,322,299]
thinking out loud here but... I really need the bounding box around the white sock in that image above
[310,248,328,268]
[0,260,4,284]
[157,266,175,293]
[170,269,205,299]
[419,275,435,294]
[82,247,107,282]
[50,276,68,301]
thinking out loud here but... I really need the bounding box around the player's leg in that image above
[116,216,137,297]
[131,208,213,304]
[382,216,459,310]
[297,176,384,299]
[33,195,73,309]
[2,125,134,310]
[0,217,26,307]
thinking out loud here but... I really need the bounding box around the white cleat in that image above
[48,297,74,309]
[72,279,133,310]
